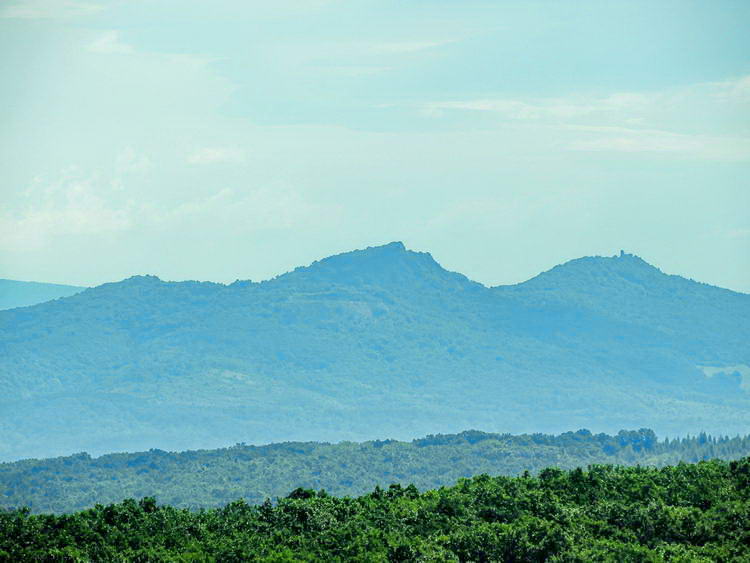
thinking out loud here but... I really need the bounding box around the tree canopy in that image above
[3,428,749,515]
[2,457,749,561]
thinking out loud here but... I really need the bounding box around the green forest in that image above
[4,245,750,463]
[4,428,750,515]
[2,457,749,561]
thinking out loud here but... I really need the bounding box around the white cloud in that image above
[158,186,339,231]
[115,147,151,174]
[567,125,750,159]
[708,75,750,101]
[239,0,341,19]
[187,147,247,165]
[0,0,101,19]
[0,172,135,250]
[88,31,134,55]
[0,165,337,252]
[421,76,750,123]
[568,129,704,153]
[727,228,750,240]
[316,65,392,77]
[370,39,456,54]
[423,92,650,121]
[262,38,456,75]
[418,75,750,159]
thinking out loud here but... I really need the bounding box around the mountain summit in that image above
[0,244,748,461]
[275,242,476,291]
[497,251,745,353]
[514,251,665,290]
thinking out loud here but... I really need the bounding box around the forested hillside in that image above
[4,428,750,514]
[3,458,749,561]
[2,243,749,461]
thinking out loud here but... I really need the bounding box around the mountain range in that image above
[1,242,748,461]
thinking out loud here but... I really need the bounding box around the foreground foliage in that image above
[4,428,750,514]
[1,457,749,561]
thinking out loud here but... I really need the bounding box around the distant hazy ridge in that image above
[1,243,748,461]
[0,279,86,310]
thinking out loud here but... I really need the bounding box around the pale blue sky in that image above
[1,0,749,291]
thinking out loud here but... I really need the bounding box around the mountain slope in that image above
[0,243,748,461]
[0,279,86,310]
[497,251,747,360]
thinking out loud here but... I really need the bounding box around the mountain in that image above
[0,279,86,310]
[1,242,748,461]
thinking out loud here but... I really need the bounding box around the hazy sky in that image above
[1,0,749,291]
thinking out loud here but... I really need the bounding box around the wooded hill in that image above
[2,457,749,561]
[2,243,749,460]
[3,428,750,514]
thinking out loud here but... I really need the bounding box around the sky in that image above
[1,0,749,292]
